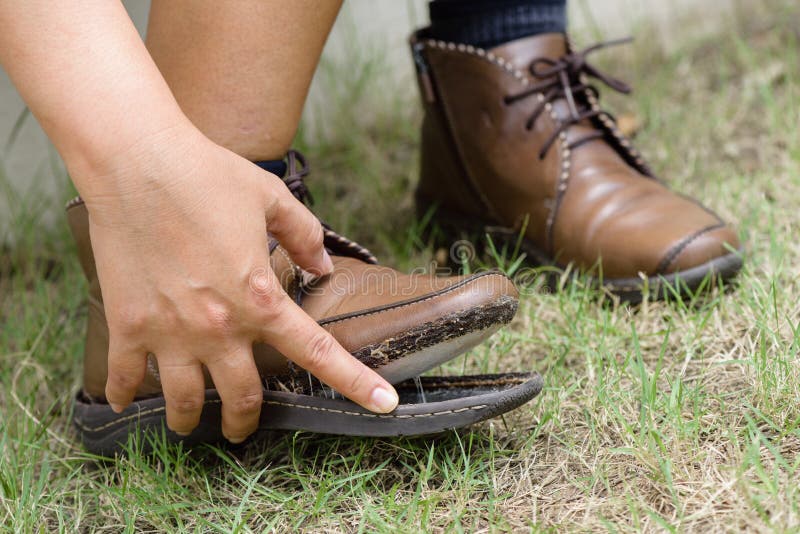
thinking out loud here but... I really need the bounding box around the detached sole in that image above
[353,292,517,384]
[74,286,522,456]
[73,373,543,456]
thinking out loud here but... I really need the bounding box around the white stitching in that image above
[74,399,490,433]
[585,88,648,169]
[426,39,529,85]
[423,39,572,250]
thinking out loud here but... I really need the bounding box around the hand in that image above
[83,126,399,443]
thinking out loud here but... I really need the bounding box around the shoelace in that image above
[503,37,633,160]
[283,149,314,206]
[281,150,377,264]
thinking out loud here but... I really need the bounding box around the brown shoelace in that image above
[503,37,633,160]
[282,149,314,206]
[282,150,377,264]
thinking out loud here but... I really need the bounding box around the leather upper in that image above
[67,198,518,400]
[412,31,739,279]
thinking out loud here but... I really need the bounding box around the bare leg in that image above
[146,0,343,161]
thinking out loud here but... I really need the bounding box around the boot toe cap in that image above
[658,223,741,275]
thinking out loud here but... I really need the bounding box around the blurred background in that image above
[0,0,744,227]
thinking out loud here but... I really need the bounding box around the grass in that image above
[2,2,800,531]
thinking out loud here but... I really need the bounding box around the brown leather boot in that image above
[68,150,541,455]
[410,31,742,301]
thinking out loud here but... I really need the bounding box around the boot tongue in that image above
[488,32,568,74]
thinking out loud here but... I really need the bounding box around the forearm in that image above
[0,0,192,196]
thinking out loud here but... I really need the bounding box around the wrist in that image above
[65,111,194,179]
[67,118,206,206]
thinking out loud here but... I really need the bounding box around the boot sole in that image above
[73,373,543,456]
[73,293,521,455]
[347,290,517,383]
[420,199,743,303]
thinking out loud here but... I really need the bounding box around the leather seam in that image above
[544,132,570,254]
[655,223,725,275]
[317,271,507,327]
[74,400,490,433]
[677,192,727,223]
[580,53,654,178]
[420,40,527,222]
[421,39,568,255]
[423,39,528,82]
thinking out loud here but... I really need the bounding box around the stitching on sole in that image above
[74,399,491,433]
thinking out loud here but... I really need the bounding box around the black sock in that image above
[253,159,287,177]
[428,0,567,49]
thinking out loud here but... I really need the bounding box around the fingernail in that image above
[110,403,124,413]
[175,431,191,437]
[321,250,334,274]
[227,435,247,444]
[369,386,399,413]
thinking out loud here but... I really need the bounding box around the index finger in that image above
[251,271,399,413]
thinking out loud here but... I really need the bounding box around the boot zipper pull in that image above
[412,43,436,104]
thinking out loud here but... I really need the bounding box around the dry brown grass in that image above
[1,1,799,531]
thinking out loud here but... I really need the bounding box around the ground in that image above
[1,3,799,532]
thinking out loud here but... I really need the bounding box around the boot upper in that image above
[67,162,518,400]
[412,31,739,280]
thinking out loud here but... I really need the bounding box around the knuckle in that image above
[229,391,262,416]
[252,283,289,318]
[106,368,140,392]
[263,189,282,222]
[168,395,203,415]
[200,301,235,336]
[302,332,337,374]
[304,221,325,252]
[112,306,148,336]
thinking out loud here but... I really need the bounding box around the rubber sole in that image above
[420,198,743,303]
[73,293,523,456]
[73,373,543,456]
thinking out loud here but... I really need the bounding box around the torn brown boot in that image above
[410,31,742,301]
[68,150,542,455]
